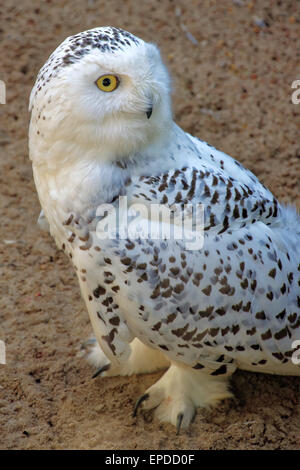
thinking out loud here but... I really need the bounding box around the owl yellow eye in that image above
[95,74,119,92]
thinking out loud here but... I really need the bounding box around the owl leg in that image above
[87,337,169,377]
[134,361,232,431]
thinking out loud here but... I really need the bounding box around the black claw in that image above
[92,363,110,379]
[191,409,197,423]
[176,412,184,435]
[133,393,149,417]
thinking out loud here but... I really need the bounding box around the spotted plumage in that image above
[29,27,300,430]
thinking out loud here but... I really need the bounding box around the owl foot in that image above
[87,337,169,377]
[134,362,232,430]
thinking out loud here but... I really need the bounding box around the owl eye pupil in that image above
[96,75,119,92]
[102,78,111,87]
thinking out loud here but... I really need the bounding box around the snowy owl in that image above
[29,27,300,431]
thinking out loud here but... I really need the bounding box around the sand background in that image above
[0,0,299,449]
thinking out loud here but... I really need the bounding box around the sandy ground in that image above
[0,0,300,450]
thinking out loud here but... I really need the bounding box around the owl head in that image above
[29,27,172,166]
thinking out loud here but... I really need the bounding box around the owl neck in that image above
[31,122,198,220]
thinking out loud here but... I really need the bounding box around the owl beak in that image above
[146,106,153,119]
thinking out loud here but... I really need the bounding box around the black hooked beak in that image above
[146,106,153,119]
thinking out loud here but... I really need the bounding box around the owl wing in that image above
[126,164,280,236]
[106,164,299,373]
